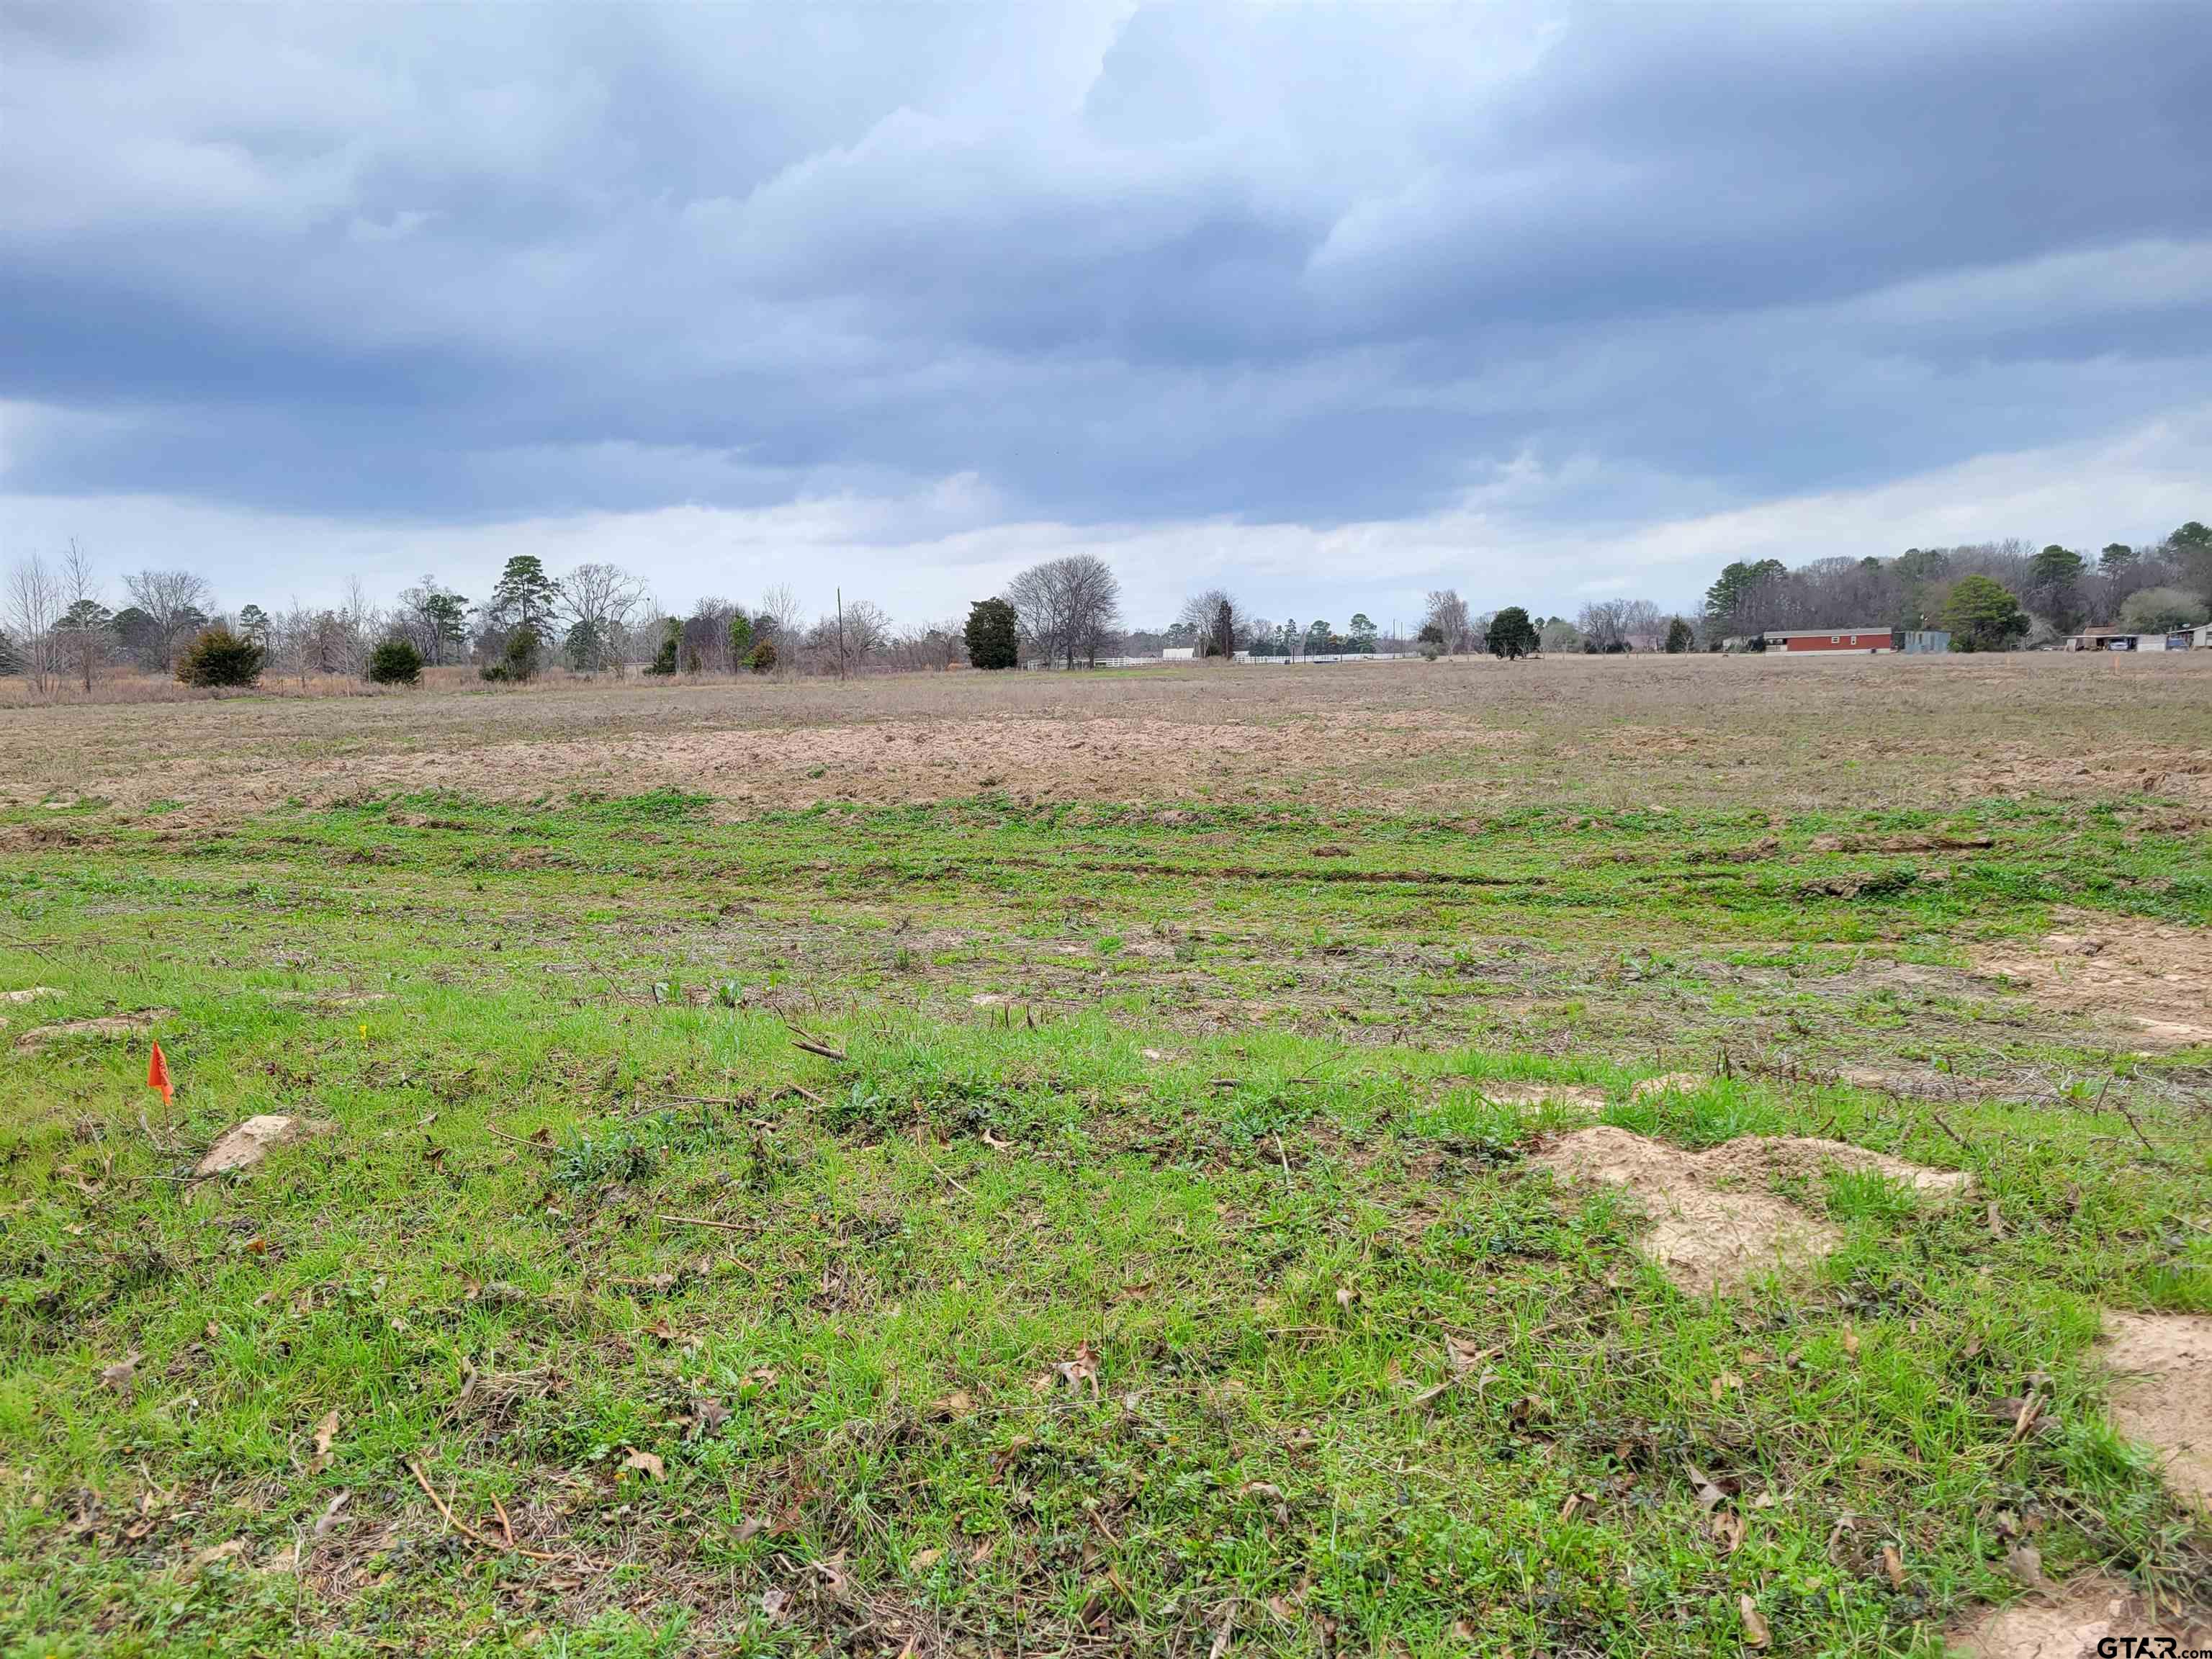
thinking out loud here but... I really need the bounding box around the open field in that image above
[2,656,2209,1657]
[8,653,2212,825]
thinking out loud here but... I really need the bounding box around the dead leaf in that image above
[620,1447,664,1481]
[1986,1200,2007,1240]
[909,1547,943,1570]
[692,1398,731,1437]
[1051,1341,1102,1398]
[2005,1543,2045,1587]
[1841,1327,1861,1358]
[969,1537,994,1565]
[1711,1371,1743,1401]
[100,1352,142,1393]
[927,1390,974,1419]
[758,1586,789,1619]
[1686,1465,1727,1514]
[1879,1542,1905,1588]
[313,1491,351,1538]
[1711,1510,1746,1554]
[182,1537,249,1578]
[1738,1593,1771,1649]
[310,1408,340,1470]
[1334,1285,1358,1310]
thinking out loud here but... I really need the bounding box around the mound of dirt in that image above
[1948,1573,2212,1658]
[14,1009,174,1051]
[2100,1311,2212,1508]
[1473,1082,1607,1112]
[1531,1125,1970,1294]
[1978,914,2212,1048]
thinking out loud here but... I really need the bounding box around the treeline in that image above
[6,520,2206,695]
[1700,523,2211,649]
[0,551,979,696]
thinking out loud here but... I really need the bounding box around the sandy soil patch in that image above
[14,1010,173,1051]
[1472,1081,1608,1112]
[1948,1573,2212,1658]
[2100,1311,2212,1509]
[1,986,63,1004]
[1979,913,2212,1048]
[1531,1125,1970,1294]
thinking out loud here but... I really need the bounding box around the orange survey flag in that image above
[148,1040,174,1105]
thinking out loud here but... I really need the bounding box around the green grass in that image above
[1,792,2207,1655]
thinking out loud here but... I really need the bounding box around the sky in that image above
[4,0,2209,631]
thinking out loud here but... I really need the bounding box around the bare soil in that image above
[1531,1126,1972,1295]
[1979,912,2212,1049]
[2100,1311,2212,1509]
[1948,1573,2212,1658]
[12,1010,174,1051]
[6,652,2211,824]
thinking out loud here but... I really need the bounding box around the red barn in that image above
[1765,628,1894,654]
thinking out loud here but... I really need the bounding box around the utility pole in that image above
[836,587,847,683]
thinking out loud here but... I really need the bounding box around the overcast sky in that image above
[5,1,2208,629]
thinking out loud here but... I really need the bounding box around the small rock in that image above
[195,1115,302,1177]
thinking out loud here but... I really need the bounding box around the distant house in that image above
[2065,628,2126,651]
[1764,628,1894,654]
[1899,630,1951,654]
[1161,647,1196,661]
[2066,628,2182,652]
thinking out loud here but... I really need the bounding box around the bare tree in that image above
[122,569,215,671]
[58,541,110,693]
[1571,598,1668,652]
[395,575,471,665]
[1006,554,1122,668]
[1175,588,1243,658]
[4,555,63,697]
[838,598,891,665]
[560,562,650,673]
[760,584,804,678]
[684,596,737,673]
[1421,589,1475,654]
[893,619,967,670]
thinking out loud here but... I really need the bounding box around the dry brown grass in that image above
[6,652,2211,823]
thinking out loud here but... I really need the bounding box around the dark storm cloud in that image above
[3,0,2208,532]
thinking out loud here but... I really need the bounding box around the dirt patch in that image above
[1472,1081,1607,1112]
[1808,831,1995,853]
[14,1009,174,1050]
[1,986,63,1004]
[1948,1573,2212,1658]
[2100,1311,2212,1509]
[1979,912,2212,1048]
[1530,1125,1970,1294]
[37,707,1525,825]
[194,1115,302,1177]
